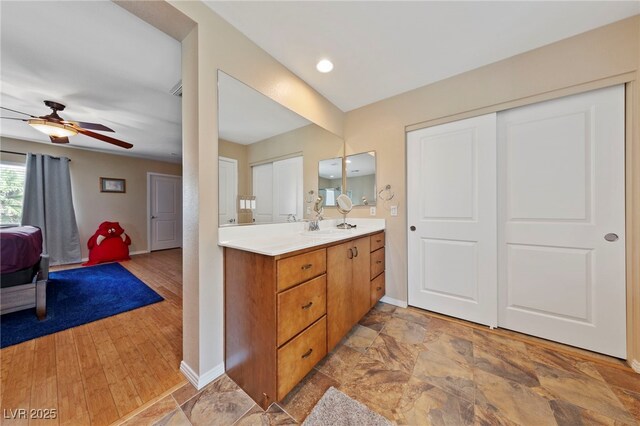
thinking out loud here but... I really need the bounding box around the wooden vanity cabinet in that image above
[224,231,384,410]
[327,236,370,351]
[370,232,386,308]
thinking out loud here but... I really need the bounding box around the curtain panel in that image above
[21,153,81,265]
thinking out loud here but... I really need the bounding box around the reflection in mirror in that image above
[318,157,343,207]
[345,151,376,206]
[217,71,344,226]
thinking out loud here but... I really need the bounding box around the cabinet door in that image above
[351,237,371,323]
[327,241,353,351]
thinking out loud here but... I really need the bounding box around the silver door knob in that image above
[151,215,157,219]
[604,233,619,242]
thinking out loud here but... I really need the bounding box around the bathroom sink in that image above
[300,228,351,237]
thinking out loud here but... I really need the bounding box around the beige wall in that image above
[344,15,640,364]
[0,137,182,259]
[118,0,345,379]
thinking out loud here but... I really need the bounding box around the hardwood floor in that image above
[0,249,185,426]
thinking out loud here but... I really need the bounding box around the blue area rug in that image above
[1,262,164,348]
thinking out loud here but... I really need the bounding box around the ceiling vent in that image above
[170,80,182,97]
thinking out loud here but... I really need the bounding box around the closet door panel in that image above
[407,113,498,327]
[498,85,626,357]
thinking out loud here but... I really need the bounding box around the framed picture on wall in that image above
[100,177,126,193]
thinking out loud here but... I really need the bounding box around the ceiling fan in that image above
[0,100,133,149]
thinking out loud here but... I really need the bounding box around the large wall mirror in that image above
[345,151,377,206]
[217,71,344,226]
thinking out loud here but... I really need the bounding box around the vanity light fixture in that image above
[316,59,334,73]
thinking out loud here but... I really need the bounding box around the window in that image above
[0,162,26,225]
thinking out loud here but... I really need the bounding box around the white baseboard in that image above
[80,250,150,263]
[380,295,408,308]
[180,360,225,390]
[631,359,640,374]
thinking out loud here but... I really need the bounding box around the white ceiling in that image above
[218,72,310,145]
[0,1,182,163]
[206,1,640,112]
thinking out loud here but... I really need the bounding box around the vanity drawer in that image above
[370,248,385,279]
[277,316,326,400]
[277,275,327,346]
[370,232,385,252]
[277,249,326,292]
[371,273,385,308]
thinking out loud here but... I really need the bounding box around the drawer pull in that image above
[301,348,313,359]
[301,301,313,310]
[376,287,382,291]
[353,247,359,257]
[376,260,383,264]
[348,248,353,259]
[301,263,313,270]
[376,239,381,243]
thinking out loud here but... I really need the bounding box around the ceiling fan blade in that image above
[0,106,37,118]
[0,117,27,121]
[76,128,133,149]
[50,136,69,144]
[63,121,114,132]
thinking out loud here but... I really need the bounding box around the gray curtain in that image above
[21,153,81,265]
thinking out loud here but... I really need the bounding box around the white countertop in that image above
[218,218,385,256]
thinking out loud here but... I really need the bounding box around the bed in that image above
[1,226,49,320]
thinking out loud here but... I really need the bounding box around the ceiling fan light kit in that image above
[27,118,78,138]
[1,100,133,149]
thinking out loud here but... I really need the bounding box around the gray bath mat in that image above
[302,387,393,426]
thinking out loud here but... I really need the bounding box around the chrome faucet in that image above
[308,219,321,231]
[287,214,297,222]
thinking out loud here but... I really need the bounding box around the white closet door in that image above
[252,162,273,223]
[272,156,303,222]
[498,85,626,357]
[408,113,498,327]
[219,157,238,225]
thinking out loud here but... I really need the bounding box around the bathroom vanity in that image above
[220,221,385,409]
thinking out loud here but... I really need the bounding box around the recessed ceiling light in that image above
[316,59,334,73]
[330,175,335,178]
[345,159,351,163]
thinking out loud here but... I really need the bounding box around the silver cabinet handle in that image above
[605,233,619,242]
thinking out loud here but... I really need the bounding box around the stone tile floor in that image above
[119,303,640,425]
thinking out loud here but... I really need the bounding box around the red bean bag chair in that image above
[83,221,131,266]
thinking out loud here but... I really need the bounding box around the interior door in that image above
[407,113,498,327]
[219,157,238,225]
[252,162,273,223]
[150,174,182,251]
[272,156,303,222]
[497,85,626,357]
